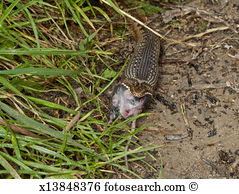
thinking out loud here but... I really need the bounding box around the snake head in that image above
[108,84,148,125]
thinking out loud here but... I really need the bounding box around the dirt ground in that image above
[111,0,239,178]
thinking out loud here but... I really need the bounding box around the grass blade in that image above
[101,0,123,16]
[0,153,21,179]
[0,75,24,96]
[0,67,81,76]
[0,151,39,178]
[64,0,89,37]
[0,101,106,161]
[72,1,95,30]
[0,0,20,24]
[24,8,40,48]
[0,48,90,55]
[26,96,77,115]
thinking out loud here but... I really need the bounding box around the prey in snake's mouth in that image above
[108,84,149,125]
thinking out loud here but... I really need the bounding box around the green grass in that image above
[0,0,162,179]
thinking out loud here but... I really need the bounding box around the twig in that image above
[201,151,219,173]
[180,100,193,138]
[164,133,188,141]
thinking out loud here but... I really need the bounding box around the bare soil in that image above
[112,0,239,178]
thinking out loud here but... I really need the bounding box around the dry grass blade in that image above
[65,110,81,132]
[180,24,239,42]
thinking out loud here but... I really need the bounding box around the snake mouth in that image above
[121,79,153,98]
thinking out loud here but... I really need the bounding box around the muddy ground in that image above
[110,0,239,178]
